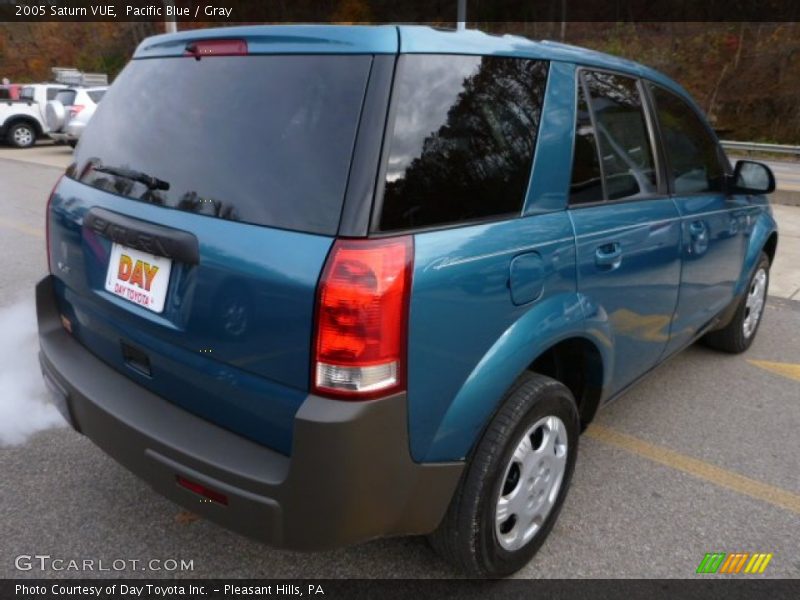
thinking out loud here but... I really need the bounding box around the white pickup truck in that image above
[0,84,66,148]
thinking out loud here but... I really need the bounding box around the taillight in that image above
[185,39,248,58]
[68,105,85,118]
[313,237,413,400]
[45,175,64,274]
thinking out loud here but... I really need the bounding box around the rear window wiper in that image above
[91,164,170,191]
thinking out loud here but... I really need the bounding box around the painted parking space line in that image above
[0,216,42,238]
[585,424,800,515]
[748,360,800,383]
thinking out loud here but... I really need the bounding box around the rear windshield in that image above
[72,55,372,235]
[55,90,77,106]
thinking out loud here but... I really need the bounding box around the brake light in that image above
[45,175,64,274]
[68,105,85,117]
[313,237,413,399]
[185,39,248,58]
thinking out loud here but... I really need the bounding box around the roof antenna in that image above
[457,0,467,31]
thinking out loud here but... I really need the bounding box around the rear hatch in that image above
[47,44,377,455]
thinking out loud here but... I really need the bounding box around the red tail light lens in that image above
[176,476,229,506]
[313,237,413,399]
[68,105,85,118]
[185,39,248,58]
[45,175,64,274]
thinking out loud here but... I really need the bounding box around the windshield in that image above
[72,54,373,235]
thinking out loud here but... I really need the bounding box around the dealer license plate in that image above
[104,243,172,313]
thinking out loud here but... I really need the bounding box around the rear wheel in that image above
[703,252,770,353]
[428,372,579,578]
[7,123,36,148]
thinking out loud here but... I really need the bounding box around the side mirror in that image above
[730,160,775,195]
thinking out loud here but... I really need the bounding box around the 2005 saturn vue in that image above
[37,25,778,577]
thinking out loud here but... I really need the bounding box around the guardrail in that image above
[721,140,800,157]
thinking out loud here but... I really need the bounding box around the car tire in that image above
[703,252,770,354]
[428,372,579,578]
[7,122,36,148]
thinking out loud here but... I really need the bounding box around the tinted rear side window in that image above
[584,71,657,201]
[55,90,77,106]
[569,82,603,204]
[72,55,372,235]
[650,85,724,194]
[378,55,548,232]
[87,90,105,103]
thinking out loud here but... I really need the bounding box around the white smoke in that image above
[0,300,66,446]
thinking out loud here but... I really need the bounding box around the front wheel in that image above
[428,372,579,578]
[703,252,770,353]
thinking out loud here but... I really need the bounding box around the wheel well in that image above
[5,117,42,137]
[763,232,778,265]
[528,338,603,427]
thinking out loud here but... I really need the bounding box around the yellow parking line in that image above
[748,360,800,383]
[585,424,800,515]
[0,217,43,238]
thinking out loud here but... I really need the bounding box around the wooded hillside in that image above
[1,20,798,143]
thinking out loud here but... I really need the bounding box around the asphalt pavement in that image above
[0,152,798,579]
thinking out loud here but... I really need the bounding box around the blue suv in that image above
[37,26,778,577]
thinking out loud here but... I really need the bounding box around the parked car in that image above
[45,86,106,147]
[0,83,66,147]
[37,26,778,578]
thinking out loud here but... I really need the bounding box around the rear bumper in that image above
[36,275,463,551]
[48,131,76,142]
[64,120,86,138]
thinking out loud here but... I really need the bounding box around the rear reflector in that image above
[45,175,64,274]
[313,237,413,400]
[185,39,248,58]
[176,476,229,506]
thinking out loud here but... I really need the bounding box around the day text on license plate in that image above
[104,243,172,313]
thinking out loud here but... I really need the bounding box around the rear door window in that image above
[569,82,604,204]
[377,54,548,232]
[649,85,725,194]
[72,55,372,235]
[570,70,658,205]
[55,90,77,106]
